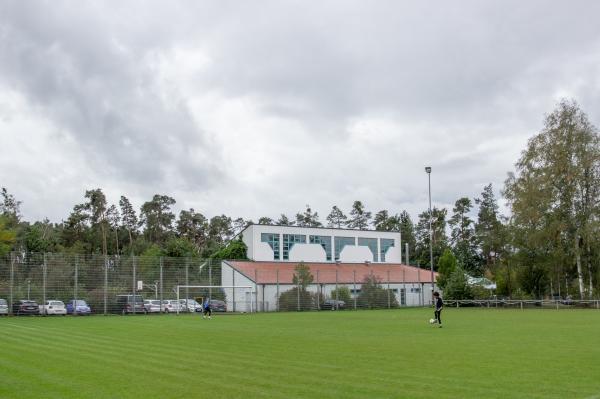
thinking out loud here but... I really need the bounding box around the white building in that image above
[241,224,402,263]
[220,225,439,311]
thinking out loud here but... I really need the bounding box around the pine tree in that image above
[347,201,371,230]
[326,206,347,228]
[449,197,480,275]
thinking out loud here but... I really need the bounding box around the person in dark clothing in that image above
[203,298,212,319]
[433,292,443,328]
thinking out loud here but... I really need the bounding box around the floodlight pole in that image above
[425,166,435,301]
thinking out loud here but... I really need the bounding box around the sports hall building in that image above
[221,224,438,311]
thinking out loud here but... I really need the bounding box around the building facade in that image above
[241,224,402,264]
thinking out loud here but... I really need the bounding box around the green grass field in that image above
[1,309,599,399]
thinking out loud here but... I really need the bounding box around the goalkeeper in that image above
[202,298,212,319]
[433,292,443,328]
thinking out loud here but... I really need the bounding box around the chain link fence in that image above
[0,252,228,315]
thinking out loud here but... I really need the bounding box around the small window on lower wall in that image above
[410,288,421,293]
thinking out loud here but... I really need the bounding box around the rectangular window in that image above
[309,235,332,261]
[261,233,280,260]
[282,234,306,260]
[410,287,421,293]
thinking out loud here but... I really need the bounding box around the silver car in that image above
[179,298,202,312]
[144,299,162,313]
[0,299,8,315]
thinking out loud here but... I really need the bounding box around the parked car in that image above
[40,300,67,315]
[162,300,185,313]
[66,300,92,315]
[144,299,162,313]
[0,299,8,315]
[12,300,40,315]
[321,299,346,310]
[115,295,147,315]
[210,299,227,312]
[179,298,202,313]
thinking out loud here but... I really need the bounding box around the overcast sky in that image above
[1,1,600,225]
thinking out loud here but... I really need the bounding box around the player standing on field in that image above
[433,292,443,328]
[203,298,212,319]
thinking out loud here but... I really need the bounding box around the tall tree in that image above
[106,204,120,255]
[258,217,274,225]
[449,197,480,275]
[347,201,372,229]
[398,211,417,262]
[176,208,208,252]
[0,187,22,225]
[140,194,176,244]
[475,184,504,271]
[0,215,16,256]
[373,210,398,231]
[295,205,322,227]
[504,100,600,299]
[276,214,294,226]
[326,206,347,228]
[119,196,138,253]
[82,189,109,255]
[415,207,448,270]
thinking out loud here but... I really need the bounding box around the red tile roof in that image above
[225,261,437,285]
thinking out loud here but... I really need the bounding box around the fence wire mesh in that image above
[0,253,226,315]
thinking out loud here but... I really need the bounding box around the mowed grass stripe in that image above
[0,312,580,399]
[1,325,385,399]
[2,309,600,399]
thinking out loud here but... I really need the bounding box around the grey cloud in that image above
[0,1,222,190]
[1,1,600,223]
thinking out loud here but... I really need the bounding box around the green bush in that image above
[278,287,317,311]
[357,275,399,309]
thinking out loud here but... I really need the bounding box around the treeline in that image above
[1,100,599,299]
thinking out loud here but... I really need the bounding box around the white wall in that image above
[221,262,256,313]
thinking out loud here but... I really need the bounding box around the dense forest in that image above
[1,100,599,300]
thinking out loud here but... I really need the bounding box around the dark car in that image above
[12,300,40,315]
[209,299,227,312]
[66,300,92,315]
[321,299,346,310]
[115,295,147,315]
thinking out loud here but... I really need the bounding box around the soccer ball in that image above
[429,318,436,324]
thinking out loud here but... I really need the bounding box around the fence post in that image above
[232,267,236,312]
[159,257,164,313]
[132,255,136,315]
[276,269,279,312]
[103,255,108,315]
[42,253,47,314]
[74,254,79,313]
[520,301,523,310]
[209,261,213,299]
[353,270,357,310]
[296,269,300,312]
[9,252,14,315]
[185,257,189,304]
[387,270,390,309]
[402,268,406,307]
[316,270,319,310]
[255,269,259,313]
[335,269,339,310]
